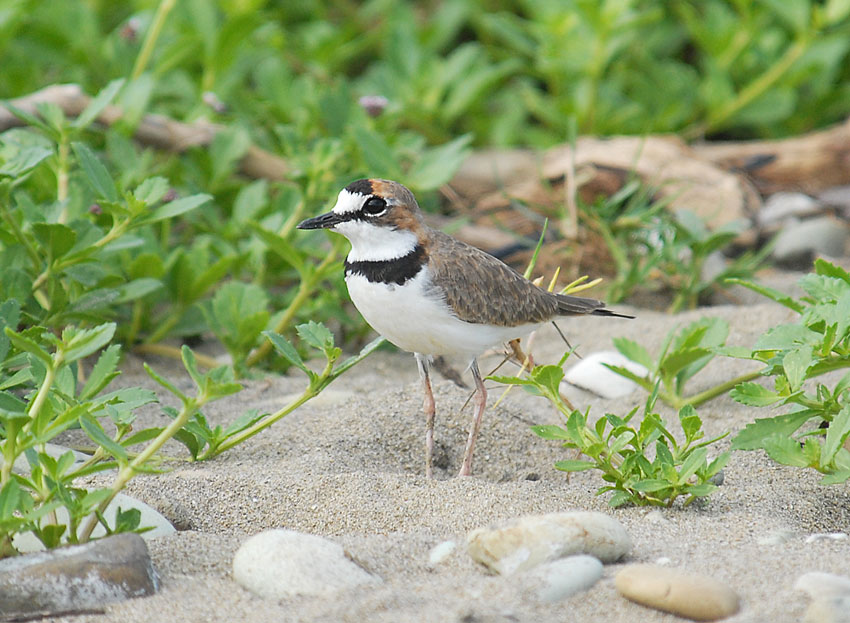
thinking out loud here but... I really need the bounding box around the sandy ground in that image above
[41,294,850,623]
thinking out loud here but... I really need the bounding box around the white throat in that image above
[335,220,418,262]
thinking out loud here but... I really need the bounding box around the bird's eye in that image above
[362,196,387,216]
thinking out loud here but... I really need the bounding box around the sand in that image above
[41,294,850,623]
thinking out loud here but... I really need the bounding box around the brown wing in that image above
[425,229,564,326]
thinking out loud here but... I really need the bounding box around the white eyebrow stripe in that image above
[332,189,367,215]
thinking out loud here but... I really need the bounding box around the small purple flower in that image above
[202,91,228,114]
[163,188,178,203]
[89,204,102,215]
[120,17,141,43]
[358,95,389,118]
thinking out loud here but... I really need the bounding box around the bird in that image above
[297,178,631,478]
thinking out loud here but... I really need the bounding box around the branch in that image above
[1,84,290,181]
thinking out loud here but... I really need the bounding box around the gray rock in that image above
[759,192,822,227]
[563,351,648,399]
[232,529,381,599]
[518,555,603,602]
[0,533,157,619]
[467,512,631,575]
[772,216,849,267]
[615,563,740,621]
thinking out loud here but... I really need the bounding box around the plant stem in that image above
[680,367,764,408]
[133,342,222,370]
[56,136,69,223]
[131,0,177,81]
[245,247,340,367]
[78,392,206,542]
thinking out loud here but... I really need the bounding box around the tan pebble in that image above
[615,563,740,621]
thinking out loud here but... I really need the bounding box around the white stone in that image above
[563,351,648,399]
[519,555,603,602]
[232,529,380,599]
[13,493,175,553]
[759,192,821,226]
[773,216,849,264]
[428,540,457,567]
[804,532,848,544]
[804,596,850,623]
[11,443,88,475]
[795,572,850,600]
[467,512,631,575]
[757,528,795,545]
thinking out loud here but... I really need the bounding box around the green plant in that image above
[728,259,850,483]
[493,360,729,507]
[171,322,384,461]
[581,181,770,311]
[608,316,762,409]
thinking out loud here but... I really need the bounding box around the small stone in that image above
[615,564,740,621]
[772,216,849,267]
[759,192,821,226]
[467,512,631,575]
[804,596,850,623]
[804,532,848,544]
[518,555,603,602]
[0,533,158,619]
[757,528,795,545]
[818,185,850,210]
[428,540,457,567]
[563,351,649,399]
[795,571,850,600]
[232,529,380,599]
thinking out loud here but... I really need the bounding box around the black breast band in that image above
[345,245,425,286]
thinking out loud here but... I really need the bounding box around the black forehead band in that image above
[344,179,375,195]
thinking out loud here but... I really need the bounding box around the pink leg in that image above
[415,354,436,478]
[458,360,486,477]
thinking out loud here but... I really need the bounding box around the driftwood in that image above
[0,84,289,181]
[693,117,850,195]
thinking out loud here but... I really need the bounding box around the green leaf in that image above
[145,193,212,223]
[730,382,782,407]
[607,490,634,508]
[612,337,654,370]
[297,321,334,353]
[79,413,128,462]
[133,176,170,205]
[80,344,122,400]
[32,223,77,259]
[181,346,205,391]
[677,447,707,484]
[678,405,702,442]
[352,126,403,180]
[763,435,810,468]
[531,425,572,441]
[783,346,813,392]
[815,257,850,283]
[406,134,472,190]
[725,278,804,313]
[0,146,52,178]
[822,404,850,467]
[4,327,52,366]
[530,365,565,396]
[332,336,386,378]
[249,222,305,272]
[73,78,124,130]
[554,459,596,472]
[71,141,119,202]
[732,411,813,450]
[264,331,310,375]
[62,323,116,364]
[144,363,188,402]
[631,479,673,492]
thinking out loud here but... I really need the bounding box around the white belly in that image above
[345,271,542,360]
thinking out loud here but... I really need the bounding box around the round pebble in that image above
[467,512,631,575]
[427,540,457,567]
[563,351,649,399]
[232,529,380,599]
[519,555,603,602]
[615,564,740,621]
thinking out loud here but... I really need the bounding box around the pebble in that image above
[757,528,795,545]
[0,533,157,618]
[12,493,175,553]
[805,532,848,544]
[563,351,649,399]
[467,512,631,575]
[796,572,850,623]
[232,529,380,599]
[518,555,603,602]
[615,564,740,621]
[759,192,822,227]
[427,540,457,567]
[772,215,849,267]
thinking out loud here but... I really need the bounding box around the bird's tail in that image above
[556,293,634,319]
